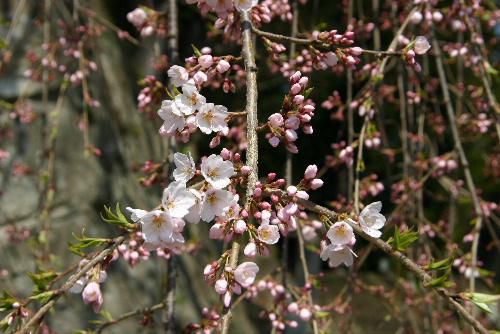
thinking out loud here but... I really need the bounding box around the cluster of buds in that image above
[137,75,166,115]
[117,232,151,266]
[4,225,31,243]
[184,307,222,333]
[8,102,36,124]
[403,36,431,72]
[266,71,315,153]
[358,174,385,199]
[126,7,167,37]
[69,259,112,313]
[181,48,238,92]
[24,24,100,90]
[136,159,165,187]
[204,259,259,307]
[1,301,29,330]
[409,9,444,25]
[431,156,458,177]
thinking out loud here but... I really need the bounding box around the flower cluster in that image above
[266,71,315,152]
[321,202,386,267]
[157,82,230,141]
[126,7,167,37]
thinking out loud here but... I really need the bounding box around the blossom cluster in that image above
[265,71,315,152]
[69,259,111,312]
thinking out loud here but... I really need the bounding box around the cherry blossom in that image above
[357,201,386,238]
[326,221,355,246]
[167,65,189,87]
[173,152,196,182]
[257,223,280,244]
[158,100,186,136]
[200,189,234,222]
[201,154,235,189]
[175,83,206,115]
[161,181,196,218]
[413,36,431,55]
[195,103,229,134]
[320,243,356,267]
[234,0,258,12]
[234,262,259,288]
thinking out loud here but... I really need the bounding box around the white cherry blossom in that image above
[234,0,258,12]
[158,100,186,136]
[414,36,431,55]
[126,207,148,222]
[161,181,196,218]
[200,188,233,222]
[175,84,206,115]
[173,152,196,182]
[326,221,355,246]
[201,154,234,189]
[320,243,356,267]
[257,223,280,244]
[195,103,229,134]
[358,201,386,238]
[184,189,203,224]
[234,262,259,288]
[137,210,174,250]
[167,65,189,87]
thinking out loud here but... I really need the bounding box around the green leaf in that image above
[191,44,202,57]
[69,233,110,256]
[314,311,331,318]
[470,301,492,313]
[100,203,135,231]
[0,292,17,312]
[425,257,453,271]
[29,291,56,304]
[426,271,453,288]
[485,61,498,76]
[303,87,314,99]
[461,292,500,312]
[387,227,419,252]
[28,271,58,294]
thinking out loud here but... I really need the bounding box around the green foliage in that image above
[424,256,454,288]
[387,227,419,252]
[100,203,135,231]
[461,293,500,314]
[0,292,17,313]
[191,44,202,57]
[29,291,56,304]
[69,233,110,256]
[28,271,58,294]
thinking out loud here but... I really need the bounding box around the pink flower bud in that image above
[290,83,302,95]
[223,291,232,307]
[193,71,207,85]
[304,165,318,179]
[215,279,228,294]
[285,116,300,130]
[216,59,231,73]
[268,113,284,127]
[269,136,280,147]
[298,76,308,87]
[244,242,257,257]
[289,71,301,84]
[293,95,305,104]
[198,54,213,68]
[299,308,312,321]
[82,282,101,304]
[295,191,310,200]
[285,129,298,142]
[240,165,252,175]
[287,186,297,196]
[310,178,324,190]
[350,47,363,56]
[288,302,299,313]
[234,220,247,234]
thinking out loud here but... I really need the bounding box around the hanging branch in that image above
[220,9,259,334]
[282,195,489,334]
[95,302,166,333]
[431,34,484,311]
[18,236,126,334]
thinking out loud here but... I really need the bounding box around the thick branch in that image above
[221,9,259,334]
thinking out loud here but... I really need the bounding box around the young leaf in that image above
[100,203,135,231]
[69,233,110,256]
[29,291,56,304]
[425,257,453,271]
[388,227,419,251]
[0,292,17,312]
[28,271,58,294]
[191,44,202,57]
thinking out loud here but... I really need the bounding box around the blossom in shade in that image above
[414,36,431,55]
[358,201,386,238]
[173,152,196,182]
[234,262,259,288]
[257,223,280,244]
[195,103,229,134]
[184,189,203,224]
[320,243,356,267]
[126,8,147,28]
[326,221,355,246]
[175,84,206,115]
[200,189,234,222]
[201,154,235,189]
[161,181,196,218]
[167,65,189,87]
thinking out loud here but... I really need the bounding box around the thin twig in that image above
[220,9,259,334]
[95,302,166,333]
[353,117,368,214]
